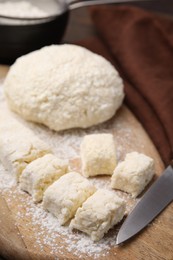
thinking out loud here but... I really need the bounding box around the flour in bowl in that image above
[0,1,48,18]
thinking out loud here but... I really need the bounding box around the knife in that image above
[116,163,173,245]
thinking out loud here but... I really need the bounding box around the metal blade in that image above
[116,165,173,245]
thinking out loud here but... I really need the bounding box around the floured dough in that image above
[111,152,154,197]
[0,107,51,180]
[70,189,125,241]
[19,154,68,202]
[43,172,96,225]
[80,133,116,177]
[4,44,124,131]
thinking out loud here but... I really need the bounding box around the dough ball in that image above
[4,44,124,131]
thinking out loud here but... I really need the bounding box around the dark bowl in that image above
[0,10,69,64]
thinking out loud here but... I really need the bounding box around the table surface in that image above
[0,2,173,260]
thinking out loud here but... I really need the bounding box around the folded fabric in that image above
[78,5,173,165]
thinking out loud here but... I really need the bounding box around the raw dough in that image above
[43,172,96,225]
[70,189,125,241]
[19,154,68,202]
[0,106,51,180]
[4,44,124,131]
[111,152,154,197]
[80,133,116,177]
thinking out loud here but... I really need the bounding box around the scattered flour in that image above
[5,187,120,258]
[0,80,139,258]
[0,164,16,190]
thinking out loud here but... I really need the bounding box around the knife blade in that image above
[116,164,173,245]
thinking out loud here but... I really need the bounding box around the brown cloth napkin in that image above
[78,5,173,165]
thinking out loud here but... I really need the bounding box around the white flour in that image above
[0,0,62,25]
[0,1,48,18]
[0,80,138,259]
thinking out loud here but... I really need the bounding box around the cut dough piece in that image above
[19,154,68,203]
[4,44,124,131]
[0,107,51,180]
[43,172,96,225]
[80,133,116,177]
[70,189,125,241]
[111,152,154,197]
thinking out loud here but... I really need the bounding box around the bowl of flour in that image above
[0,0,69,63]
[0,0,137,63]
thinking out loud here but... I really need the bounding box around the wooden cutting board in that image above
[0,65,172,260]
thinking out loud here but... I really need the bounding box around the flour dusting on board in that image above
[12,188,119,258]
[0,81,142,259]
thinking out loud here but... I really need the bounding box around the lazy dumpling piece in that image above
[111,152,154,197]
[43,172,96,225]
[19,154,69,203]
[70,189,126,242]
[80,133,116,177]
[4,44,124,131]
